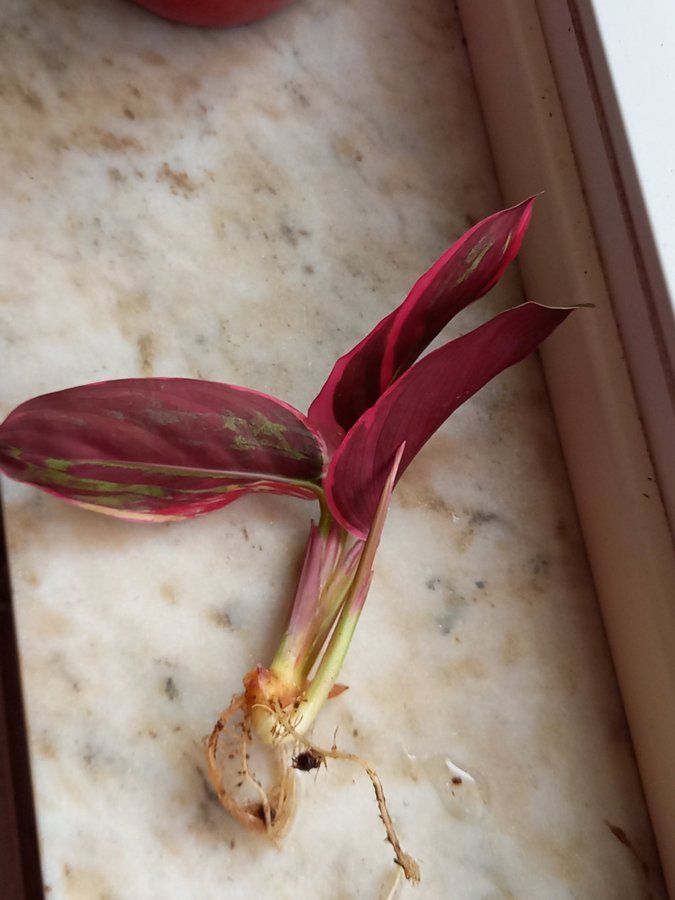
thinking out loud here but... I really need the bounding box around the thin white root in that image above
[381,867,405,900]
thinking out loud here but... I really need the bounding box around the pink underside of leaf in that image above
[0,378,326,520]
[67,480,317,522]
[349,442,404,609]
[324,303,573,537]
[308,198,536,451]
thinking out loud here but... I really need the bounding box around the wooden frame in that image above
[457,2,675,894]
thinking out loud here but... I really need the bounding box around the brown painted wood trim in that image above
[0,505,44,900]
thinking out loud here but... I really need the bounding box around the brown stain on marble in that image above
[115,292,162,375]
[36,738,57,760]
[395,471,455,518]
[207,606,233,629]
[56,126,144,156]
[141,51,168,67]
[334,134,364,163]
[254,99,283,120]
[163,676,179,701]
[453,524,475,554]
[3,499,44,556]
[209,150,289,236]
[20,567,40,586]
[156,162,199,196]
[0,11,239,190]
[500,630,523,666]
[536,832,590,890]
[61,863,115,900]
[97,129,143,153]
[443,654,486,681]
[19,85,45,113]
[107,166,126,183]
[136,334,155,375]
[34,605,71,638]
[284,80,311,110]
[396,460,508,551]
[279,221,310,247]
[117,290,150,321]
[606,821,651,881]
[160,583,177,605]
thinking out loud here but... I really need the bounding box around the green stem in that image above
[286,445,405,735]
[268,517,352,690]
[257,445,404,741]
[292,570,371,732]
[297,548,361,683]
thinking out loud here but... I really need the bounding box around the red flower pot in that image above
[132,0,297,27]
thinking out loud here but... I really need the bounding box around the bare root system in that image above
[205,693,296,839]
[205,695,420,884]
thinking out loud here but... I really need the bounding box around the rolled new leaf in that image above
[0,378,327,521]
[308,199,535,451]
[324,303,573,538]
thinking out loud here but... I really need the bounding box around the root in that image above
[276,710,421,883]
[205,693,296,839]
[206,695,420,884]
[381,867,405,900]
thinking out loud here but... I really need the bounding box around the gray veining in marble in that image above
[0,0,665,897]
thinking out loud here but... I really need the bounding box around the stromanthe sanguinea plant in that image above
[0,199,575,881]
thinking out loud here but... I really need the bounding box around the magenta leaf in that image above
[0,378,327,521]
[308,199,536,450]
[324,302,572,537]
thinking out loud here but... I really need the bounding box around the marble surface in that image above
[0,0,666,897]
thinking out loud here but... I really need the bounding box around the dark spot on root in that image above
[292,749,324,772]
[251,802,277,825]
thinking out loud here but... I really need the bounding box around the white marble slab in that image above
[0,0,666,897]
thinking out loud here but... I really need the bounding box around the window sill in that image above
[458,2,675,894]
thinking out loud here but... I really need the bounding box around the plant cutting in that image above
[0,199,574,882]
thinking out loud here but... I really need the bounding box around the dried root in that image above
[206,695,420,884]
[205,692,296,839]
[279,715,420,883]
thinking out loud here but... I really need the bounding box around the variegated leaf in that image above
[309,199,536,450]
[324,303,572,537]
[0,378,327,521]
